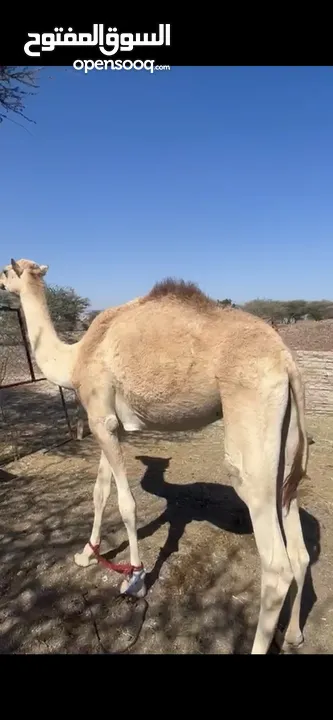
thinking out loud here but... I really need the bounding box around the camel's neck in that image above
[20,280,80,389]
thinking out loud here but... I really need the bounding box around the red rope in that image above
[88,542,143,576]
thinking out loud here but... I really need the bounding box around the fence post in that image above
[58,386,75,440]
[17,308,36,381]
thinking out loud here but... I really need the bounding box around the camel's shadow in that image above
[105,455,320,639]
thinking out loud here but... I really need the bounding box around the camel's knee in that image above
[299,546,310,569]
[290,546,310,582]
[93,479,110,508]
[88,412,119,436]
[118,488,136,525]
[283,500,310,581]
[224,455,237,476]
[262,561,294,610]
[224,455,244,495]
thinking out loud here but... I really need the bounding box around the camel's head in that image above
[0,258,49,295]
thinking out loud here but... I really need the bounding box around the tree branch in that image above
[0,66,41,125]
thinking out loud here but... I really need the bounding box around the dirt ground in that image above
[278,318,333,351]
[0,414,332,654]
[0,381,79,464]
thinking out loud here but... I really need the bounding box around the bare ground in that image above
[279,318,333,351]
[0,415,331,655]
[0,381,79,464]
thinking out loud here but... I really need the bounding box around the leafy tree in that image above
[306,300,333,321]
[46,285,90,332]
[217,298,237,308]
[0,66,40,126]
[0,283,91,345]
[241,298,311,324]
[283,300,308,323]
[242,299,280,320]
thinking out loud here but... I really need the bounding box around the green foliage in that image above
[241,299,279,319]
[217,298,237,308]
[0,283,91,344]
[45,285,90,332]
[283,300,308,323]
[306,300,333,321]
[240,298,333,323]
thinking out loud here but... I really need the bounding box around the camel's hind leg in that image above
[279,498,309,650]
[221,380,294,654]
[278,392,309,650]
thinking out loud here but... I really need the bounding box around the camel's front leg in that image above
[76,412,146,598]
[74,450,112,567]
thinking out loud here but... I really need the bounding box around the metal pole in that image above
[2,377,45,389]
[58,385,75,440]
[17,308,36,381]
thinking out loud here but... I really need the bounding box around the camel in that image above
[0,258,311,655]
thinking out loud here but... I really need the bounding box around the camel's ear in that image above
[39,264,49,276]
[11,258,22,277]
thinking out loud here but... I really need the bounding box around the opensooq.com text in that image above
[73,59,171,74]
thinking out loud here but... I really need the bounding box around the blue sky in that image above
[1,65,332,310]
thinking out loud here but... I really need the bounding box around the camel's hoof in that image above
[74,551,98,568]
[283,635,304,652]
[274,628,304,653]
[120,569,147,598]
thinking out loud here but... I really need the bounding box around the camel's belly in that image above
[115,387,222,433]
[115,391,147,431]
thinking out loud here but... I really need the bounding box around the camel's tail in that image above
[282,354,309,510]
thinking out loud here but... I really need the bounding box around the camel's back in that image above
[100,288,286,366]
[99,294,220,394]
[78,284,288,378]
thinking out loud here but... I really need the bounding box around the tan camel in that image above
[0,258,310,654]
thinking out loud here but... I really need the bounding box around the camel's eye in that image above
[2,269,7,277]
